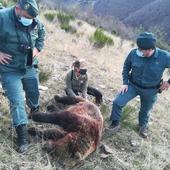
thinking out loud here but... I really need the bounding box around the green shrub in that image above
[44,10,57,22]
[121,105,137,130]
[91,28,114,48]
[39,68,51,83]
[57,12,74,25]
[60,23,77,34]
[57,12,76,34]
[0,0,16,7]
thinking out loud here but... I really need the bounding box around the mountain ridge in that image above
[42,0,170,44]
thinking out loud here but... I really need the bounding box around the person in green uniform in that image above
[0,0,45,153]
[109,32,170,138]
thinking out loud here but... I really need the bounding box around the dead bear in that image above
[28,96,103,160]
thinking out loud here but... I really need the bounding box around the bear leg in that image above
[28,127,67,140]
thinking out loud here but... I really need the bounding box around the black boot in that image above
[15,124,28,153]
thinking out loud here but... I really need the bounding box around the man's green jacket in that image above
[0,6,45,73]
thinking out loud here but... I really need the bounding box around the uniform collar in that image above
[152,48,158,58]
[135,48,158,58]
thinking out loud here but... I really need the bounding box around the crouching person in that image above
[65,60,103,105]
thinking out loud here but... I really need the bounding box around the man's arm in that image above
[119,51,132,94]
[0,14,12,64]
[122,52,132,85]
[160,52,170,91]
[65,71,77,97]
[35,21,45,52]
[81,75,88,99]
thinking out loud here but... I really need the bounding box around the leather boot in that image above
[15,124,28,153]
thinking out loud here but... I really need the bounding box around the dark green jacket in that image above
[123,48,170,87]
[65,70,88,98]
[0,7,45,73]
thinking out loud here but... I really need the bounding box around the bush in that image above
[121,105,137,130]
[39,68,51,84]
[0,0,16,7]
[57,12,74,25]
[44,10,57,22]
[60,23,77,34]
[57,12,76,34]
[91,28,114,48]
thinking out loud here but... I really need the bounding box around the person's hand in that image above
[0,52,12,64]
[33,48,39,58]
[119,85,128,94]
[159,81,170,92]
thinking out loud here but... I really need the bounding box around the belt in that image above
[130,80,162,89]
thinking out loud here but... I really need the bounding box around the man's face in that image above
[139,48,155,57]
[74,66,87,75]
[75,67,80,73]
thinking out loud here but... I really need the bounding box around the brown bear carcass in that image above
[28,96,103,160]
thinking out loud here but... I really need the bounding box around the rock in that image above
[98,85,106,89]
[100,153,110,159]
[39,85,48,91]
[130,140,140,147]
[100,143,114,154]
[135,96,140,102]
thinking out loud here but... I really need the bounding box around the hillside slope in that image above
[0,11,170,170]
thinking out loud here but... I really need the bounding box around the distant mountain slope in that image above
[123,0,170,40]
[42,0,98,8]
[93,0,155,20]
[42,0,170,44]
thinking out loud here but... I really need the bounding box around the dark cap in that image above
[136,32,156,50]
[18,0,38,18]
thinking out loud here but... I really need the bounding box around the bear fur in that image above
[28,96,103,160]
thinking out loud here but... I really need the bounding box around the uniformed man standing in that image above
[109,32,170,138]
[0,0,45,152]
